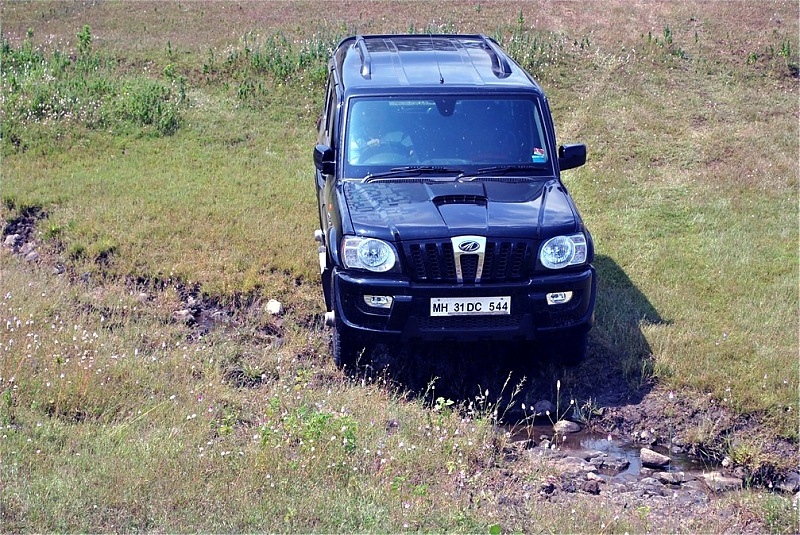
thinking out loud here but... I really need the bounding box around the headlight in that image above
[539,234,587,269]
[342,236,397,272]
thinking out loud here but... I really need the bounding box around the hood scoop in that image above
[433,194,487,206]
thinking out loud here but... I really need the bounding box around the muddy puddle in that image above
[508,423,715,481]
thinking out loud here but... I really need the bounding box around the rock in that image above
[776,472,799,494]
[385,419,400,434]
[587,471,605,482]
[3,234,20,248]
[583,450,606,462]
[604,456,631,473]
[639,429,657,445]
[559,456,595,473]
[640,447,671,468]
[19,242,35,255]
[24,251,40,262]
[553,420,581,434]
[589,456,606,469]
[640,477,662,486]
[534,400,555,416]
[581,479,601,494]
[138,292,149,303]
[657,471,685,485]
[266,299,283,315]
[721,456,732,468]
[173,309,194,323]
[702,471,743,493]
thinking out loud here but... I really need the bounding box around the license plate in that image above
[430,296,510,317]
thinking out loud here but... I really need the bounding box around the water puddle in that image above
[507,423,714,480]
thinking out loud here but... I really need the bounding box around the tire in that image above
[333,321,361,369]
[330,290,366,369]
[546,331,588,366]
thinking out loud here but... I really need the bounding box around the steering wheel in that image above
[358,141,416,165]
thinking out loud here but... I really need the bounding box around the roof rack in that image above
[478,34,513,78]
[355,35,372,79]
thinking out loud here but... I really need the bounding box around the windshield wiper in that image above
[362,166,464,183]
[457,163,548,182]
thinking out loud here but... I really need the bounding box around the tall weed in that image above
[1,28,186,154]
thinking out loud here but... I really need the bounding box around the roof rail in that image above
[355,35,372,79]
[478,34,512,79]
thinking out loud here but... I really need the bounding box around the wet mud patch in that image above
[2,204,49,263]
[2,204,47,244]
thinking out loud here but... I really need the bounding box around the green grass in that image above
[1,1,798,532]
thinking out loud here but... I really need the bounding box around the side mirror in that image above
[313,144,336,176]
[558,143,587,171]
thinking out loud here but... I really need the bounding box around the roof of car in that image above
[333,34,543,95]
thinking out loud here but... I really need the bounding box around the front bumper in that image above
[332,266,596,342]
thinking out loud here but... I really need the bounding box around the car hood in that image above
[342,179,578,241]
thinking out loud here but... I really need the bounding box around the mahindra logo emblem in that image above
[458,240,480,253]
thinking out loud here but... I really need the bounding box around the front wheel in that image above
[333,321,362,369]
[330,291,367,369]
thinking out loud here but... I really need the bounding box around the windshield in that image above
[344,96,551,175]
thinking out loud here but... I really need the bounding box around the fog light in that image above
[546,291,573,305]
[364,295,393,309]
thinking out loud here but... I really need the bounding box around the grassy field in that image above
[2,1,798,532]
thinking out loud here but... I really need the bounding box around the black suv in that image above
[313,34,596,367]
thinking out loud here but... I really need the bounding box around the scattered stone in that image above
[587,471,606,482]
[539,480,556,495]
[173,309,194,323]
[639,429,657,445]
[385,419,400,434]
[581,479,601,494]
[657,471,685,485]
[640,467,655,477]
[559,456,595,473]
[721,456,732,468]
[590,456,606,469]
[554,420,581,434]
[19,242,36,255]
[138,292,149,303]
[534,400,555,416]
[604,456,631,473]
[583,450,606,462]
[640,447,671,468]
[3,234,20,248]
[776,472,799,494]
[702,471,743,493]
[266,299,283,315]
[52,265,65,275]
[24,251,40,262]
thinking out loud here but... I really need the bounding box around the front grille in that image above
[403,239,534,283]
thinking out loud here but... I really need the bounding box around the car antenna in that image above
[430,34,444,84]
